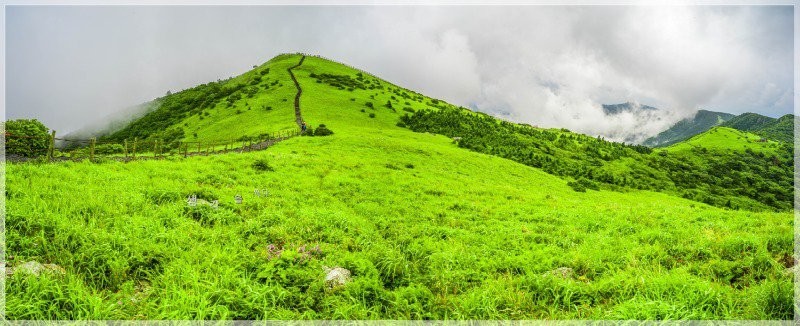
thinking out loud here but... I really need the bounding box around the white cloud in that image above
[6,5,793,142]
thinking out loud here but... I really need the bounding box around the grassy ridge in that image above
[6,130,794,319]
[667,127,780,153]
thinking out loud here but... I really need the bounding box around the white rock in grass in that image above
[323,266,351,289]
[8,261,66,276]
[544,267,573,279]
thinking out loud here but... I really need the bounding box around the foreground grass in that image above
[5,129,793,319]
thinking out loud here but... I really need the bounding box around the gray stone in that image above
[323,266,351,289]
[544,267,573,279]
[7,261,65,276]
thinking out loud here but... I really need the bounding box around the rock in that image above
[323,266,351,289]
[544,267,573,279]
[783,265,799,277]
[7,261,65,277]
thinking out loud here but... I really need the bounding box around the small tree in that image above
[314,124,334,136]
[4,119,50,157]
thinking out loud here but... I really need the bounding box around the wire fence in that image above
[4,128,303,163]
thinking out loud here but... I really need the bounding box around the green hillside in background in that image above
[642,110,735,147]
[667,127,781,153]
[6,53,794,320]
[721,113,777,132]
[754,114,795,143]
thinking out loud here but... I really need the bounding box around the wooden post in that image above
[183,142,188,158]
[241,141,246,152]
[153,139,158,159]
[48,130,56,162]
[124,140,129,160]
[89,138,96,161]
[197,142,201,154]
[132,137,138,160]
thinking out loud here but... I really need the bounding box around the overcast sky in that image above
[4,4,795,141]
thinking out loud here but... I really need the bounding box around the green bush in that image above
[568,178,599,192]
[251,159,274,172]
[369,113,376,118]
[314,124,334,136]
[94,144,125,155]
[4,119,50,157]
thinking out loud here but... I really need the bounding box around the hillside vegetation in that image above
[6,53,794,320]
[643,110,735,147]
[400,108,792,212]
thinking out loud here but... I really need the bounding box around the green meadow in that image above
[4,54,795,320]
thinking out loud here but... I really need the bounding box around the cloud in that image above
[6,5,793,142]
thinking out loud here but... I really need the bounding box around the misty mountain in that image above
[62,100,161,142]
[601,102,658,115]
[597,102,676,144]
[643,109,735,147]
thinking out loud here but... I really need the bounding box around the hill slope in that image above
[666,127,782,153]
[643,110,735,147]
[721,112,776,132]
[754,114,795,143]
[7,53,794,320]
[7,120,793,320]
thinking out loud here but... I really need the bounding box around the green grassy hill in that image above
[666,127,781,153]
[755,114,794,143]
[721,112,776,132]
[642,110,735,147]
[6,53,794,320]
[719,112,794,144]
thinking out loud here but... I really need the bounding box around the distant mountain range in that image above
[604,103,795,147]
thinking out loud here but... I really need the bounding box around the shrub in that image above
[568,177,599,192]
[4,119,50,157]
[403,107,415,113]
[369,113,376,118]
[94,144,125,155]
[314,124,334,136]
[365,102,374,108]
[252,159,274,172]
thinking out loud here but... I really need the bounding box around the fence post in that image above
[124,140,129,160]
[48,130,56,162]
[197,142,201,154]
[90,138,96,162]
[153,139,158,159]
[132,138,138,160]
[183,142,188,158]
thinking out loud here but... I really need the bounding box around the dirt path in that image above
[287,55,306,128]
